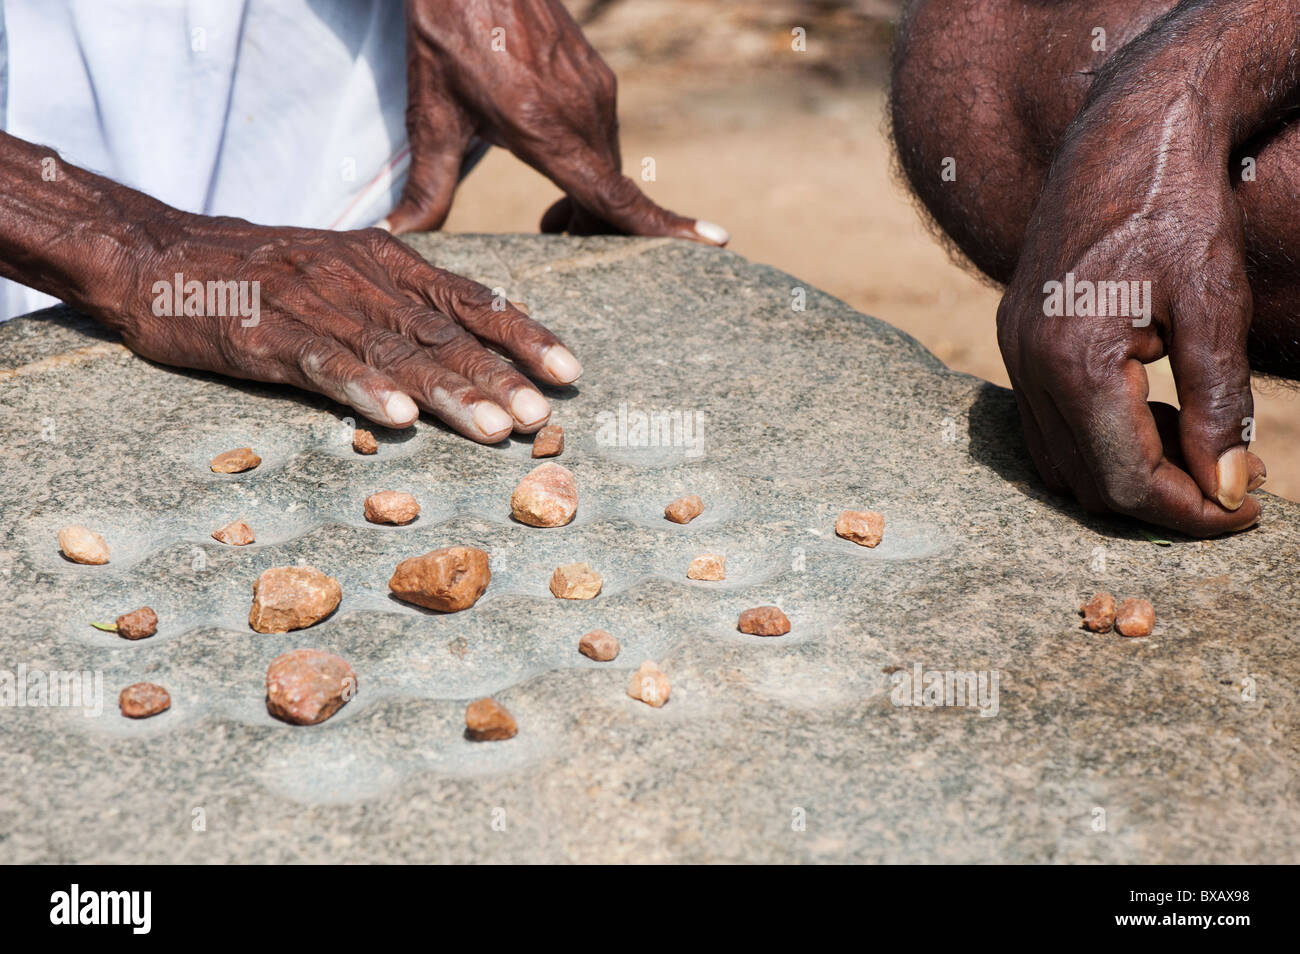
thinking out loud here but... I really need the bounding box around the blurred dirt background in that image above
[444,0,1300,502]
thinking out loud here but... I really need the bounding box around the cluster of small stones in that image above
[58,437,1150,735]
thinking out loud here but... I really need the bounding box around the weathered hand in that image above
[997,100,1265,536]
[384,0,728,244]
[113,213,580,440]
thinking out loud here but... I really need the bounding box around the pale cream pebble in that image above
[58,525,109,565]
[626,661,671,707]
[549,562,603,599]
[687,554,726,581]
[364,490,420,525]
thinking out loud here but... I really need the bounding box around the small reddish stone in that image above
[626,661,671,707]
[119,683,170,719]
[531,425,564,458]
[578,629,620,661]
[687,554,726,581]
[212,519,255,546]
[210,447,261,473]
[58,525,109,565]
[738,606,791,636]
[1079,592,1116,633]
[364,490,420,525]
[664,494,704,524]
[510,462,578,527]
[549,562,603,599]
[1116,598,1155,637]
[465,697,518,741]
[836,510,885,548]
[353,429,378,455]
[388,546,491,612]
[249,566,342,634]
[115,606,158,640]
[266,649,357,725]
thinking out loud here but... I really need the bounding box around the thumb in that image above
[383,111,471,235]
[1168,283,1262,510]
[553,157,730,245]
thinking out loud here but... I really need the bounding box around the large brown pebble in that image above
[249,566,342,634]
[1115,598,1155,638]
[58,525,109,565]
[531,424,564,458]
[738,606,791,636]
[578,629,620,661]
[1079,592,1116,633]
[119,683,170,719]
[510,462,578,527]
[364,490,420,525]
[836,509,885,548]
[265,649,357,725]
[465,697,518,741]
[687,554,726,581]
[115,606,158,640]
[549,562,603,599]
[212,519,255,546]
[664,494,704,524]
[388,546,491,612]
[626,661,671,707]
[353,429,378,455]
[210,447,261,473]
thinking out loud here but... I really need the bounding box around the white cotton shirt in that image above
[0,0,413,319]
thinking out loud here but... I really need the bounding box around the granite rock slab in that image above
[0,233,1296,863]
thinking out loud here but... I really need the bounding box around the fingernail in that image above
[694,219,731,245]
[510,389,550,426]
[543,346,583,384]
[375,218,392,233]
[384,392,418,427]
[1248,473,1267,492]
[473,401,513,438]
[510,300,531,315]
[1216,446,1248,510]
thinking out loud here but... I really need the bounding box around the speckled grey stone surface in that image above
[0,234,1296,863]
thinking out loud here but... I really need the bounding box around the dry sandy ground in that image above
[445,69,1300,503]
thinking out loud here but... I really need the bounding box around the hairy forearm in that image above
[1079,0,1300,162]
[0,132,180,326]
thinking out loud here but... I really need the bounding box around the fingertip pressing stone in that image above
[388,546,491,612]
[664,494,704,524]
[1115,598,1155,637]
[212,519,255,546]
[579,629,620,661]
[57,525,109,565]
[249,566,342,634]
[119,683,170,719]
[738,606,791,636]
[210,447,261,473]
[836,509,884,548]
[1080,592,1116,633]
[115,606,158,640]
[626,661,671,707]
[549,562,603,599]
[687,554,726,581]
[531,424,564,458]
[465,697,518,741]
[352,429,378,455]
[511,462,578,527]
[265,648,357,725]
[364,490,420,525]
